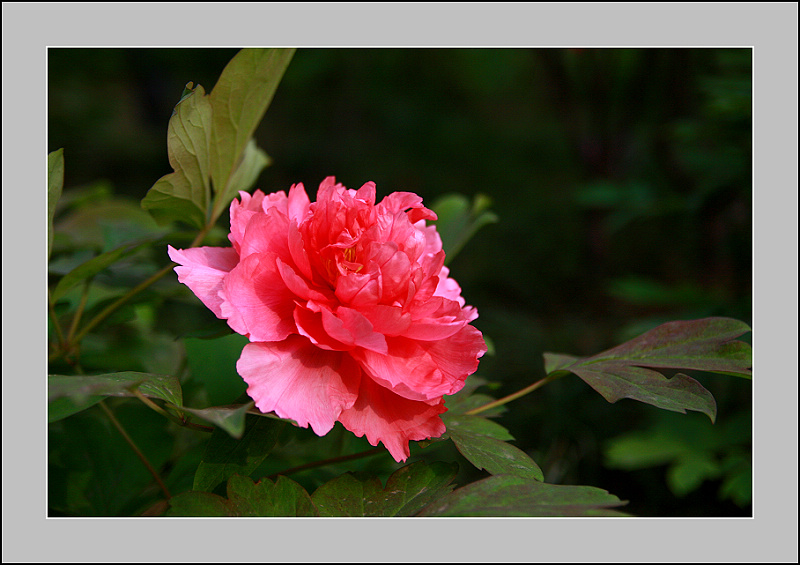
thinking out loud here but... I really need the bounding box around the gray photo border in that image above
[3,2,797,563]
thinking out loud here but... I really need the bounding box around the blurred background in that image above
[48,48,752,516]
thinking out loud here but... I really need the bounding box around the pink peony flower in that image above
[168,177,486,461]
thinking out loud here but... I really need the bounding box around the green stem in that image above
[47,288,66,350]
[141,395,214,433]
[465,374,562,416]
[66,280,91,346]
[70,263,174,346]
[99,400,171,499]
[266,447,385,481]
[68,224,214,350]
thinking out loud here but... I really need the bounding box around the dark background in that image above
[48,47,752,516]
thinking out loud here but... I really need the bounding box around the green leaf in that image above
[141,83,213,228]
[53,196,166,253]
[311,461,459,517]
[667,453,721,497]
[165,491,233,517]
[432,193,498,264]
[49,403,173,516]
[543,317,752,422]
[48,372,183,422]
[48,149,64,259]
[443,414,544,481]
[604,410,751,502]
[418,474,629,517]
[193,414,284,492]
[222,138,271,203]
[183,333,249,406]
[225,474,318,517]
[208,48,294,218]
[177,403,254,439]
[50,239,153,303]
[141,49,292,228]
[167,474,316,517]
[443,375,506,417]
[605,433,689,470]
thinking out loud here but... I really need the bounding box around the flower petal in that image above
[220,252,296,342]
[168,245,239,318]
[238,336,361,435]
[287,183,311,222]
[338,375,447,462]
[238,207,291,262]
[354,325,486,401]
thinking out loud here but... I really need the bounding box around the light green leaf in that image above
[208,48,294,218]
[418,474,629,517]
[667,453,721,497]
[311,461,459,517]
[177,402,253,440]
[543,317,752,422]
[444,414,544,481]
[192,413,284,492]
[48,149,64,259]
[141,83,213,228]
[605,433,689,470]
[432,193,498,264]
[48,372,183,423]
[222,138,271,203]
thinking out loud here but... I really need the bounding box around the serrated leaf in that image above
[50,239,153,303]
[167,474,316,517]
[193,413,284,492]
[444,414,544,481]
[543,317,752,422]
[432,193,498,264]
[48,372,183,422]
[165,491,233,517]
[141,83,213,228]
[418,474,628,517]
[208,48,294,218]
[311,461,459,517]
[48,149,64,259]
[226,475,317,517]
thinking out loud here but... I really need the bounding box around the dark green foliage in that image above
[48,48,752,517]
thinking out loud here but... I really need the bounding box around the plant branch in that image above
[66,280,91,345]
[266,447,386,481]
[47,288,66,350]
[465,374,562,416]
[69,225,214,348]
[99,400,171,499]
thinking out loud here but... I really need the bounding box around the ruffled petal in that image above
[168,245,239,318]
[338,375,447,462]
[238,336,361,435]
[238,207,291,262]
[220,252,296,342]
[287,183,311,222]
[354,324,486,402]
